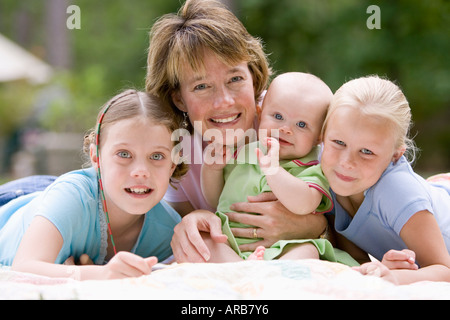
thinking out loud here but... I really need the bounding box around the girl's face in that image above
[172,50,256,145]
[92,118,176,216]
[321,106,403,199]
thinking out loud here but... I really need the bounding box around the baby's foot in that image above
[247,246,265,260]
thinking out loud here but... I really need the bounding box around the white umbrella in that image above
[0,33,53,84]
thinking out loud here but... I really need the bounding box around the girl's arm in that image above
[357,210,450,284]
[327,215,371,264]
[256,138,322,215]
[396,210,450,283]
[12,216,156,280]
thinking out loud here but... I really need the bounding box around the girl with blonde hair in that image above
[321,75,450,284]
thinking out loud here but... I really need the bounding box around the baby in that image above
[201,72,336,262]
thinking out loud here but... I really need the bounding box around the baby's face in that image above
[259,85,327,160]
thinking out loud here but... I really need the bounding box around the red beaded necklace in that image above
[95,103,117,256]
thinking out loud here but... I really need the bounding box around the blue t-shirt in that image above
[331,156,450,261]
[0,168,181,266]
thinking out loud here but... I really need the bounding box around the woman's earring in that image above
[182,112,189,129]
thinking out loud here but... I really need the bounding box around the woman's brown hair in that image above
[145,0,271,131]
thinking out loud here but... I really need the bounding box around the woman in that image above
[145,0,327,262]
[0,0,327,264]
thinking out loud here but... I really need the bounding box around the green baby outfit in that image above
[216,141,358,266]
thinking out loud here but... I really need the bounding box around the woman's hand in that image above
[171,210,228,263]
[226,192,327,251]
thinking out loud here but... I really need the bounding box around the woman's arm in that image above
[169,195,329,261]
[12,216,157,280]
[226,192,329,251]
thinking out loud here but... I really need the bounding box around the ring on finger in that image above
[253,228,258,239]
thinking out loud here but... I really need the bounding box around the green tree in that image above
[238,0,449,172]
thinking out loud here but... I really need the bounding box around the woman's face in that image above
[321,106,402,199]
[172,50,257,145]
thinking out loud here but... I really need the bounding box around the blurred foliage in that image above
[239,0,449,113]
[0,0,180,134]
[0,0,448,172]
[0,81,35,135]
[237,0,449,171]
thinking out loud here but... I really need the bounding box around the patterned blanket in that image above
[1,259,449,300]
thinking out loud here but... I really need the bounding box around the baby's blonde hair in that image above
[322,75,418,163]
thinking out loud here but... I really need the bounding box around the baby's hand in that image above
[256,137,280,175]
[103,251,157,279]
[381,249,418,270]
[203,142,232,170]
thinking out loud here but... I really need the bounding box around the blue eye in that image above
[150,153,164,160]
[361,148,374,155]
[230,76,243,83]
[274,113,283,120]
[194,84,207,91]
[117,151,131,158]
[296,121,306,128]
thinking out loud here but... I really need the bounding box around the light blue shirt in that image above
[0,168,181,266]
[331,156,450,261]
